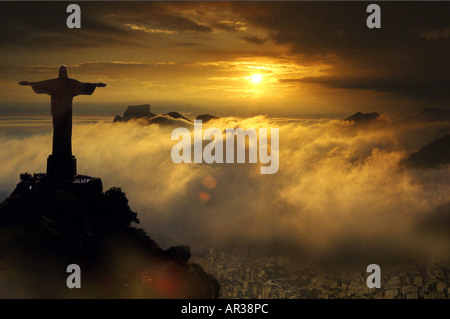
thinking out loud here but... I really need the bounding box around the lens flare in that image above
[202,176,217,189]
[199,192,211,202]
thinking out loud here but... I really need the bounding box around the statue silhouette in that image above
[20,65,106,179]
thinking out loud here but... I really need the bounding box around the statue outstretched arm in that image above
[73,81,106,96]
[19,80,53,95]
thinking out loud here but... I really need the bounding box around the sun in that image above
[251,74,262,83]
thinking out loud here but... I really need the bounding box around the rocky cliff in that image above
[0,174,220,298]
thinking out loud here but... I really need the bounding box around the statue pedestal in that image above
[47,155,77,180]
[12,172,103,198]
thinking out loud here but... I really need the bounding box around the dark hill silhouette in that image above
[401,133,450,168]
[113,104,155,122]
[167,112,191,122]
[147,114,192,126]
[344,112,380,124]
[113,105,192,124]
[403,108,450,124]
[123,104,155,119]
[196,114,218,123]
[114,105,219,126]
[343,112,390,129]
[0,175,220,298]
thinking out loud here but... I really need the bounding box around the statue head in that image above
[59,65,68,79]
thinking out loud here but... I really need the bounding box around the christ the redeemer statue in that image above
[19,65,106,179]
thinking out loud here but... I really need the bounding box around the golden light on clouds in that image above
[1,2,446,117]
[200,58,329,101]
[125,24,178,35]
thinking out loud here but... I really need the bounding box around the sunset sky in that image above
[0,2,449,263]
[0,1,449,118]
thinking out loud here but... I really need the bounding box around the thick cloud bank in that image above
[1,116,449,265]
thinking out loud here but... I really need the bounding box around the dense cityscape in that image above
[191,248,450,299]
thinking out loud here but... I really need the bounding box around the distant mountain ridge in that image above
[402,133,450,168]
[343,112,390,128]
[345,112,380,123]
[113,104,218,125]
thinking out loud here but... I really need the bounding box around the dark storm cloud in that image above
[97,2,212,33]
[230,1,450,104]
[26,60,236,80]
[0,2,133,49]
[281,74,450,102]
[240,35,267,45]
[232,2,449,56]
[0,2,211,50]
[0,2,448,106]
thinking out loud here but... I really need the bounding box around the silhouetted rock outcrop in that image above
[345,112,380,124]
[0,174,220,298]
[196,114,219,123]
[114,105,192,126]
[113,105,218,127]
[113,104,155,122]
[401,134,450,168]
[343,112,390,129]
[167,112,191,122]
[166,245,192,263]
[403,108,450,124]
[146,114,192,126]
[124,104,154,119]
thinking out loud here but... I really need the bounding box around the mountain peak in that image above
[401,133,450,168]
[344,112,380,124]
